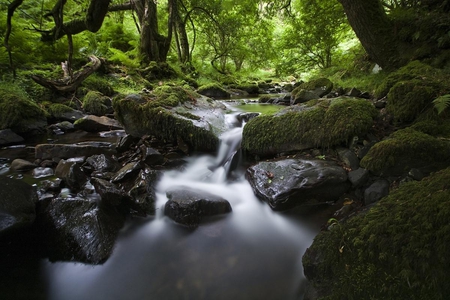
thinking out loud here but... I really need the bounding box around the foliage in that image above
[432,94,450,115]
[303,166,450,299]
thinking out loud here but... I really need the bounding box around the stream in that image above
[1,101,334,300]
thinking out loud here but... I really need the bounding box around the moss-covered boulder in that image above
[113,86,225,153]
[386,79,437,123]
[290,78,333,105]
[82,75,115,96]
[82,91,113,116]
[360,127,450,176]
[46,103,84,122]
[374,60,448,99]
[0,84,47,135]
[302,167,450,299]
[242,97,378,158]
[197,83,230,98]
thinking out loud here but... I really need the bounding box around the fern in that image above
[432,94,450,115]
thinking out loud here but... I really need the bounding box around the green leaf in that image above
[432,94,450,115]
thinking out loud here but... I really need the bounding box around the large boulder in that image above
[164,186,232,227]
[74,115,123,132]
[197,83,230,98]
[302,167,450,299]
[246,159,350,211]
[45,103,85,122]
[242,97,378,158]
[36,197,124,264]
[0,176,37,236]
[0,129,24,146]
[360,127,450,176]
[113,86,225,153]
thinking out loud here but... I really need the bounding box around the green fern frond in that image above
[432,94,450,115]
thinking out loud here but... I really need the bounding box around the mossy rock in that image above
[197,83,230,98]
[303,167,450,299]
[230,83,260,95]
[411,119,450,138]
[360,127,450,176]
[82,91,112,116]
[46,103,84,122]
[386,79,438,123]
[83,75,115,96]
[0,84,47,134]
[113,86,223,153]
[140,62,178,81]
[291,78,333,98]
[242,97,378,157]
[374,60,448,99]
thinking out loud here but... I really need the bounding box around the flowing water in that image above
[3,103,332,300]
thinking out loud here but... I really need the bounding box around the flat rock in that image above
[246,159,350,210]
[35,142,116,160]
[74,115,123,132]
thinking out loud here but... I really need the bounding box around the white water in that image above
[43,109,319,300]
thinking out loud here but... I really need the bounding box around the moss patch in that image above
[386,79,437,123]
[303,167,450,299]
[360,127,450,175]
[291,77,333,98]
[0,83,47,133]
[197,83,230,98]
[82,91,111,116]
[242,97,378,157]
[83,75,115,96]
[46,103,76,119]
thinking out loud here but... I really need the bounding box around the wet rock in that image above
[91,177,131,207]
[111,161,142,183]
[337,148,359,170]
[36,197,125,264]
[35,142,116,160]
[116,134,139,153]
[165,186,232,227]
[0,129,24,146]
[128,169,161,215]
[290,78,333,105]
[364,179,390,205]
[348,168,369,188]
[74,115,123,132]
[9,158,37,172]
[32,167,54,178]
[55,159,88,191]
[236,112,260,124]
[0,176,37,236]
[246,159,350,211]
[48,121,75,134]
[86,154,119,173]
[141,147,164,166]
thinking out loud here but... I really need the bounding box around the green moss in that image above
[83,74,115,96]
[0,83,47,131]
[303,167,450,299]
[411,120,450,138]
[82,91,111,116]
[149,85,199,108]
[230,83,259,94]
[291,77,333,97]
[374,61,447,99]
[386,79,437,123]
[360,127,450,174]
[242,97,378,157]
[46,103,76,119]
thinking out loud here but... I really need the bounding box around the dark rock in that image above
[32,167,54,178]
[0,176,37,236]
[0,129,24,146]
[48,121,75,134]
[86,154,119,173]
[348,168,369,188]
[290,78,333,105]
[128,169,161,215]
[91,177,131,206]
[364,179,390,205]
[246,159,350,210]
[408,168,424,181]
[346,87,361,97]
[116,134,139,153]
[111,161,142,183]
[55,159,88,191]
[141,147,164,166]
[9,158,36,172]
[35,142,116,160]
[36,197,124,264]
[337,148,360,170]
[291,89,320,105]
[165,186,232,227]
[236,112,260,124]
[74,115,123,132]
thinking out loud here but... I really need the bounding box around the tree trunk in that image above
[173,0,190,64]
[338,0,405,70]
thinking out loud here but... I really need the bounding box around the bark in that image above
[31,55,101,93]
[5,0,24,77]
[338,0,405,70]
[173,0,190,64]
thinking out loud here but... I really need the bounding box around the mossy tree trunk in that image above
[338,0,405,70]
[173,0,191,65]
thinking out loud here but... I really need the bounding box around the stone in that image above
[9,158,36,172]
[337,148,360,170]
[55,159,88,191]
[0,176,37,236]
[128,169,161,215]
[91,177,131,207]
[86,154,119,173]
[141,147,164,166]
[346,87,361,97]
[74,115,123,132]
[36,197,124,264]
[0,129,24,146]
[165,186,232,227]
[364,179,390,205]
[116,134,139,153]
[246,159,350,210]
[35,142,116,160]
[32,167,54,178]
[111,161,142,183]
[348,168,369,188]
